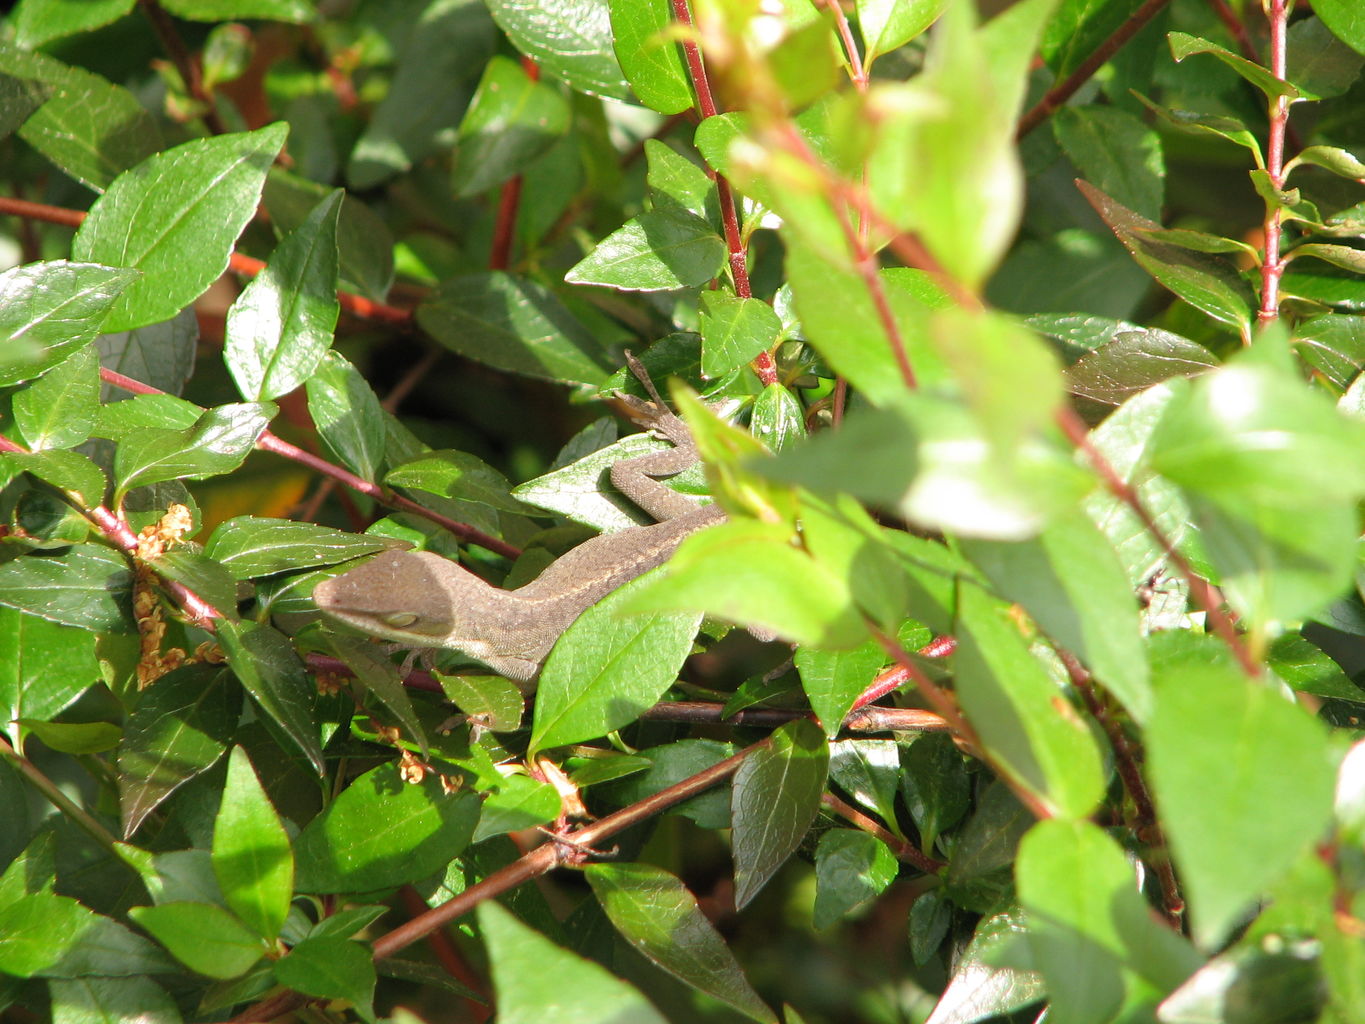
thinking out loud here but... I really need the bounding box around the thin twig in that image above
[0,734,120,852]
[822,792,942,871]
[136,0,231,136]
[1257,0,1291,324]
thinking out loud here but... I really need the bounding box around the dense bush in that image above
[2,0,1365,1021]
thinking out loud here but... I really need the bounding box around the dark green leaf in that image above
[12,0,135,50]
[1158,942,1327,1023]
[485,0,631,101]
[1295,314,1365,389]
[900,732,971,853]
[117,665,239,837]
[96,307,199,399]
[606,739,736,829]
[324,635,427,753]
[159,0,315,21]
[224,190,341,401]
[1286,15,1364,96]
[471,775,559,841]
[113,402,275,500]
[566,208,727,291]
[1064,327,1218,406]
[812,831,898,930]
[1313,0,1365,58]
[1268,632,1365,703]
[216,620,323,777]
[587,862,777,1023]
[47,977,181,1024]
[0,261,140,388]
[1147,656,1337,948]
[13,345,99,450]
[1041,0,1145,78]
[609,0,692,114]
[452,55,571,197]
[0,545,133,632]
[923,907,1044,1024]
[829,739,902,831]
[128,902,266,979]
[274,936,376,1012]
[72,124,287,332]
[732,719,829,909]
[1053,106,1163,220]
[479,901,667,1023]
[3,449,107,507]
[699,292,782,378]
[531,572,703,752]
[213,747,293,942]
[294,763,481,893]
[304,351,387,482]
[417,272,612,385]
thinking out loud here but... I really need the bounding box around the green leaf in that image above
[1042,0,1146,79]
[438,671,525,733]
[923,906,1044,1024]
[305,351,387,482]
[3,449,107,507]
[750,383,806,454]
[205,516,394,579]
[96,307,199,398]
[14,344,100,451]
[586,862,777,1024]
[1289,145,1365,182]
[857,0,947,60]
[1290,243,1365,275]
[1168,31,1306,101]
[485,0,631,101]
[794,641,886,738]
[1053,105,1164,221]
[609,0,692,114]
[293,763,481,893]
[699,292,782,379]
[953,583,1106,819]
[1079,180,1255,341]
[1064,326,1218,407]
[1314,0,1365,58]
[606,739,736,829]
[531,572,703,752]
[0,595,101,747]
[18,719,120,755]
[386,449,524,513]
[417,272,612,385]
[113,402,275,501]
[812,831,898,930]
[1133,95,1264,167]
[48,977,182,1024]
[471,775,560,841]
[0,261,140,388]
[732,719,829,909]
[1017,819,1199,1023]
[1296,315,1365,389]
[479,901,668,1024]
[224,189,342,401]
[0,545,133,632]
[213,747,293,942]
[116,665,239,837]
[274,936,376,1013]
[1146,656,1337,948]
[644,139,716,222]
[1158,942,1327,1024]
[324,635,428,753]
[72,123,287,332]
[620,519,870,649]
[961,507,1152,721]
[128,902,266,980]
[900,732,971,852]
[0,893,97,977]
[452,55,571,197]
[1268,632,1365,703]
[566,208,727,291]
[159,0,315,21]
[216,620,323,777]
[829,739,902,831]
[12,0,135,49]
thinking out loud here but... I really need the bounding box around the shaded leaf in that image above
[566,208,727,291]
[216,620,323,776]
[812,831,898,930]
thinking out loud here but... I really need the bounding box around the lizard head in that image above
[313,549,462,642]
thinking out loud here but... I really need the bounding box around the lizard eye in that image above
[381,612,419,628]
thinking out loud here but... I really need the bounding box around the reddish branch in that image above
[1257,0,1291,323]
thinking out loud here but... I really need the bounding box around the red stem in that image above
[1257,0,1290,325]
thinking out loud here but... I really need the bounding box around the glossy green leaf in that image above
[113,402,275,500]
[900,732,971,852]
[294,763,480,893]
[1168,32,1305,101]
[205,516,393,579]
[0,545,133,632]
[1080,180,1255,340]
[1017,819,1199,1023]
[0,261,139,388]
[116,665,239,837]
[923,907,1045,1024]
[3,449,107,507]
[1053,105,1164,221]
[452,55,571,196]
[479,900,667,1024]
[471,774,560,841]
[732,719,828,909]
[417,272,612,385]
[0,608,100,747]
[438,671,525,733]
[216,620,323,777]
[794,641,885,738]
[1041,0,1145,78]
[1064,326,1218,407]
[857,0,947,60]
[961,507,1152,721]
[159,0,314,21]
[1269,632,1365,703]
[11,0,135,49]
[213,747,293,942]
[829,740,902,831]
[699,292,782,379]
[532,572,703,752]
[224,189,341,401]
[644,139,716,222]
[1158,942,1327,1024]
[128,902,266,979]
[324,635,428,753]
[0,893,95,977]
[1290,145,1365,182]
[621,519,869,649]
[18,719,121,755]
[387,449,524,513]
[304,351,387,482]
[1133,95,1264,167]
[14,345,99,451]
[609,0,691,114]
[1314,0,1365,57]
[485,0,630,101]
[566,208,727,291]
[750,383,805,454]
[1296,314,1365,389]
[587,862,777,1023]
[953,583,1106,818]
[1146,656,1337,948]
[72,124,287,332]
[48,976,181,1024]
[812,830,898,930]
[274,936,375,1012]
